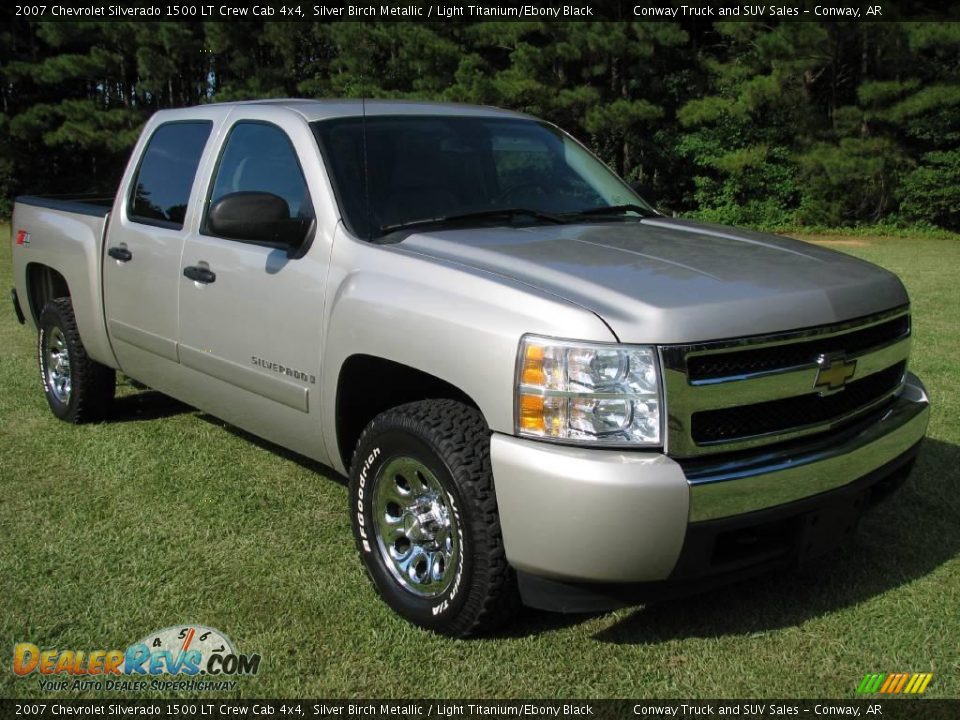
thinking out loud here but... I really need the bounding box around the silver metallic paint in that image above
[490,434,690,582]
[319,225,616,472]
[398,220,909,344]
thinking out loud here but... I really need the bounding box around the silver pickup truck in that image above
[10,100,930,636]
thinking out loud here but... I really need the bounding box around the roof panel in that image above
[212,98,533,121]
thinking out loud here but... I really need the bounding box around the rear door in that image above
[176,112,332,460]
[102,114,218,388]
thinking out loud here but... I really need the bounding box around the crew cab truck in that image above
[11,100,929,636]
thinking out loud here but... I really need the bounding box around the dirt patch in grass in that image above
[811,238,871,246]
[790,234,872,246]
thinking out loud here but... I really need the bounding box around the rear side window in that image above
[128,121,212,229]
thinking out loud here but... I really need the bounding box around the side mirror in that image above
[207,191,312,251]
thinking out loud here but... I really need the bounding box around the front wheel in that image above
[38,297,115,423]
[349,400,518,637]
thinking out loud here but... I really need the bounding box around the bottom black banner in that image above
[1,699,957,720]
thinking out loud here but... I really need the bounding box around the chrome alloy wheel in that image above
[372,456,460,598]
[44,326,72,404]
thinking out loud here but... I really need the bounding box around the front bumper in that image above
[490,372,930,600]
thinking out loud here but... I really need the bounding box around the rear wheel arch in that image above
[334,354,483,472]
[26,263,70,325]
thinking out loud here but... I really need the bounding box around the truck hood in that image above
[397,217,908,344]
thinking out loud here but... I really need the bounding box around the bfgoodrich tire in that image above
[349,400,518,637]
[38,297,115,423]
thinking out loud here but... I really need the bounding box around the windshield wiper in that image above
[379,208,568,235]
[565,204,657,219]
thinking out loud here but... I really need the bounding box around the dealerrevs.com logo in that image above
[13,625,261,692]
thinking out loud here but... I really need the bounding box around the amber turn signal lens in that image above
[519,394,545,432]
[521,344,545,386]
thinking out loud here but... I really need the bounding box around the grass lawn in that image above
[1,225,958,699]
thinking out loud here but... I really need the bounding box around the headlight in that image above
[515,335,662,446]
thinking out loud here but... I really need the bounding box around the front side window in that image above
[128,121,212,229]
[313,115,651,239]
[205,121,313,238]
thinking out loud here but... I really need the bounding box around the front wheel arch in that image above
[335,354,482,472]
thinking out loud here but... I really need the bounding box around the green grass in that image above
[1,226,958,700]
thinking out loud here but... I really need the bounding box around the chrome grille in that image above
[687,315,909,381]
[660,307,911,457]
[691,361,905,444]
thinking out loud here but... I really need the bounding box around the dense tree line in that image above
[1,20,959,229]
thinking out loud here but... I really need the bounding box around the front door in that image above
[177,118,328,460]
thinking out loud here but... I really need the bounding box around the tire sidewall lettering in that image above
[38,326,49,394]
[356,446,380,554]
[432,490,465,616]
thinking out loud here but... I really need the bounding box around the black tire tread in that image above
[352,399,520,637]
[39,297,115,423]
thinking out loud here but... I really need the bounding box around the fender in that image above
[319,227,615,475]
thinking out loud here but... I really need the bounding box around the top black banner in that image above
[8,0,960,23]
[1,700,959,720]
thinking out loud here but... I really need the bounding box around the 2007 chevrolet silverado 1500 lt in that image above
[11,100,929,636]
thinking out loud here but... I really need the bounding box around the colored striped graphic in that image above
[857,672,933,694]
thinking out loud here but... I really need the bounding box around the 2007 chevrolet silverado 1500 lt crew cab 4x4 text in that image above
[11,100,930,636]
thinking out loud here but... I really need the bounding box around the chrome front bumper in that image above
[490,373,929,584]
[685,372,929,521]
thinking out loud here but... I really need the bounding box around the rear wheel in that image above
[349,399,518,637]
[38,298,115,423]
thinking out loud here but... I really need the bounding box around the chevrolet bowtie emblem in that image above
[814,352,857,394]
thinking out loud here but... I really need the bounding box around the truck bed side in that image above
[11,196,118,369]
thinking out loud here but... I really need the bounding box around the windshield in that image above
[312,115,653,239]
